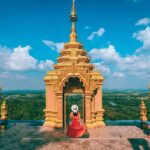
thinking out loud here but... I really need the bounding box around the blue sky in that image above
[0,0,150,90]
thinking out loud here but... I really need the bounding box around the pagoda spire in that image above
[70,0,77,42]
[140,100,148,122]
[1,100,8,121]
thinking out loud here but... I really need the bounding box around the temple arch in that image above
[60,74,89,92]
[63,77,85,128]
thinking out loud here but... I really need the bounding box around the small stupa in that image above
[1,100,8,121]
[140,100,148,122]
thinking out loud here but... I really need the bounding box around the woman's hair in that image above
[73,111,78,116]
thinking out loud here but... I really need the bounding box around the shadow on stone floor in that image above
[0,124,90,150]
[21,127,90,150]
[135,122,150,138]
[142,128,150,139]
[129,138,150,150]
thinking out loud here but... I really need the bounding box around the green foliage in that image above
[6,99,45,120]
[0,91,45,120]
[0,90,150,121]
[103,92,150,120]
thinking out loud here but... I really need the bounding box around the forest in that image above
[0,90,150,121]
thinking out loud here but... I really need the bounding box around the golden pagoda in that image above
[1,100,8,121]
[43,0,105,128]
[140,100,148,122]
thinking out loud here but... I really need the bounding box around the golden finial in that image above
[70,0,77,22]
[70,0,77,42]
[1,100,8,121]
[140,100,148,122]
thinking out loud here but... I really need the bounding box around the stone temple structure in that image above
[43,0,105,128]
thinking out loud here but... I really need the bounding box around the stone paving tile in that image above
[37,139,150,150]
[0,124,150,150]
[88,126,148,139]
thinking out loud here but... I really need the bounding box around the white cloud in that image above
[94,63,111,75]
[7,46,37,71]
[0,44,56,89]
[0,45,37,71]
[43,40,64,52]
[89,44,150,79]
[135,18,150,26]
[0,72,27,79]
[133,26,150,53]
[120,55,150,79]
[87,28,105,40]
[128,71,150,78]
[0,46,10,69]
[0,45,55,72]
[112,72,125,78]
[38,60,54,71]
[89,45,121,63]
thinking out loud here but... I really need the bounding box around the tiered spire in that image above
[140,100,148,122]
[1,100,8,121]
[70,0,77,22]
[70,0,77,42]
[55,0,93,70]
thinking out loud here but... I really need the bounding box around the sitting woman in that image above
[67,105,87,138]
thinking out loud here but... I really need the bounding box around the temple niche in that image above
[43,0,105,129]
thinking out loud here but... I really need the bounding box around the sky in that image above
[0,0,150,90]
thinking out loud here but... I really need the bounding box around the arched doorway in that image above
[63,77,85,128]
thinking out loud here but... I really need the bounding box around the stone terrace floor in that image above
[0,123,150,150]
